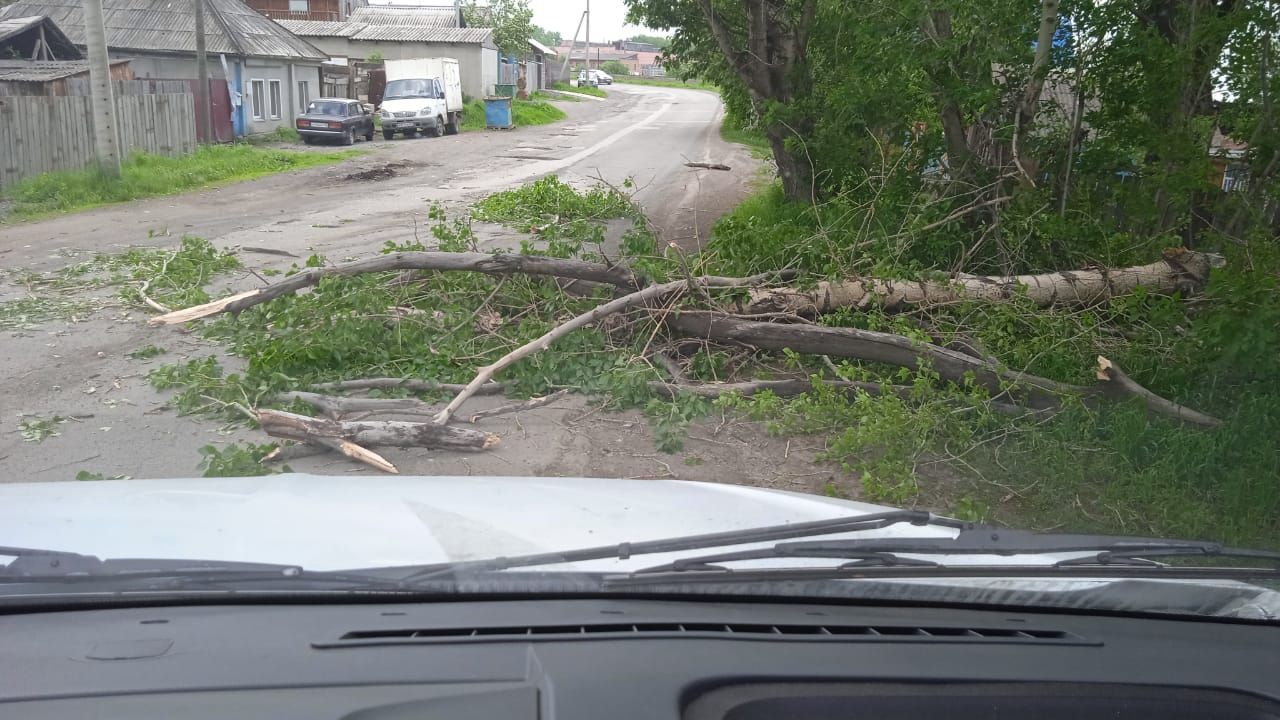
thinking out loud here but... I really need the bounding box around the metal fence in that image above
[0,92,197,189]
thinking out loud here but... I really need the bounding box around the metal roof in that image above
[350,25,491,43]
[347,6,461,28]
[275,19,361,38]
[527,37,556,56]
[0,15,82,59]
[0,59,95,81]
[0,0,328,60]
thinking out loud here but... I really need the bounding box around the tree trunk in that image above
[258,409,500,451]
[766,123,814,202]
[745,250,1215,315]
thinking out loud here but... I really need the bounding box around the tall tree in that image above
[531,24,562,48]
[464,0,535,57]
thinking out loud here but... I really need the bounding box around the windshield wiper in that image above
[396,510,968,583]
[602,527,1280,586]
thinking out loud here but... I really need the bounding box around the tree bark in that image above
[745,249,1215,315]
[258,409,500,451]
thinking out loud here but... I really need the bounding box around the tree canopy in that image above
[531,24,562,48]
[463,0,534,57]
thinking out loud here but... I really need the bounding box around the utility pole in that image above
[194,0,213,143]
[585,0,589,69]
[83,0,121,176]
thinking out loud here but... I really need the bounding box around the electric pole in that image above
[83,0,121,175]
[585,0,589,69]
[195,0,213,143]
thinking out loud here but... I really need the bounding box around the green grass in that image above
[552,81,607,98]
[614,75,719,92]
[3,145,359,218]
[720,119,771,156]
[460,97,568,132]
[243,126,300,144]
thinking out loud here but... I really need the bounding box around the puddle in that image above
[343,161,411,182]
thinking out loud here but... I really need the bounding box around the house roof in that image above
[347,5,462,28]
[527,37,556,56]
[0,58,127,81]
[348,25,490,43]
[0,15,82,59]
[275,19,362,38]
[0,0,327,61]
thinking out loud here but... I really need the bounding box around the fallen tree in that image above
[744,249,1217,315]
[150,247,1223,472]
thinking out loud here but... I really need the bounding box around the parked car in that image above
[577,69,612,86]
[295,99,374,145]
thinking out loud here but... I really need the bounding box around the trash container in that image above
[484,96,513,129]
[494,83,517,98]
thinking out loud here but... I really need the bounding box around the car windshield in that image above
[384,78,435,100]
[1,0,1277,628]
[306,100,348,116]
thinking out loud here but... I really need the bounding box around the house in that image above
[0,0,329,136]
[0,14,81,60]
[525,37,555,91]
[277,5,498,99]
[0,58,133,96]
[554,41,642,73]
[614,40,663,76]
[246,0,363,23]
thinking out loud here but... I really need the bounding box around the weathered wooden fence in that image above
[0,92,197,189]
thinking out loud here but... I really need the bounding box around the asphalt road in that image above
[0,84,844,493]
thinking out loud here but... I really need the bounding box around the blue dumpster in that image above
[484,96,513,129]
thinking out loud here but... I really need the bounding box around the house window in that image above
[298,81,309,114]
[268,79,282,119]
[288,0,308,12]
[249,79,265,120]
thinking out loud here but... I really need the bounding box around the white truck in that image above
[380,57,464,139]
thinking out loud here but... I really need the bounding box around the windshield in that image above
[1,0,1277,626]
[383,78,437,100]
[306,100,348,116]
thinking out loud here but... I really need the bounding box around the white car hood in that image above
[380,98,432,114]
[0,474,951,571]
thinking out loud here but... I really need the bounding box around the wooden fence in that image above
[0,92,196,189]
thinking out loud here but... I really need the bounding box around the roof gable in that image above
[0,15,82,59]
[0,0,328,60]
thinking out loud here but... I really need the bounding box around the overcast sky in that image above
[528,0,656,43]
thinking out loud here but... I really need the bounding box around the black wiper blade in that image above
[397,510,968,583]
[615,526,1280,582]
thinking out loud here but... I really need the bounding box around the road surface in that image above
[0,85,848,494]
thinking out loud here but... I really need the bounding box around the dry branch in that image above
[309,378,507,395]
[468,389,570,423]
[685,162,732,171]
[148,252,641,325]
[746,249,1216,316]
[648,378,916,401]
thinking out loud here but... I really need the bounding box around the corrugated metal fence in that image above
[0,92,197,189]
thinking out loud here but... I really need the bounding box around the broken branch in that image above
[1095,356,1223,428]
[468,389,570,423]
[685,162,732,171]
[149,252,642,325]
[309,378,508,395]
[258,408,500,453]
[278,391,440,420]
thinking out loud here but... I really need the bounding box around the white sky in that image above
[528,0,658,43]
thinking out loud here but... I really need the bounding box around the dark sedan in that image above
[296,99,374,145]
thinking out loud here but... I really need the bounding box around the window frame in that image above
[288,0,309,12]
[297,81,309,114]
[268,79,282,120]
[249,79,265,121]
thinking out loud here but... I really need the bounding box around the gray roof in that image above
[347,6,462,28]
[0,15,82,59]
[350,25,491,43]
[0,0,328,61]
[275,19,362,38]
[0,58,130,81]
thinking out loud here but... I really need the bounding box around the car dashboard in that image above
[0,597,1277,719]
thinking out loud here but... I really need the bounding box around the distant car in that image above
[295,99,375,145]
[577,69,612,87]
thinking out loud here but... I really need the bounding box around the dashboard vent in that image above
[320,623,1091,647]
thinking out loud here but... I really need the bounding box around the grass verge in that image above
[614,76,718,92]
[461,98,568,131]
[552,81,607,98]
[3,144,359,218]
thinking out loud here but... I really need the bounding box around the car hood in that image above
[0,474,952,571]
[381,98,434,112]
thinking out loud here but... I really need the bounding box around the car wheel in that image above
[364,126,375,141]
[444,112,459,135]
[382,128,395,141]
[431,116,443,137]
[342,127,355,146]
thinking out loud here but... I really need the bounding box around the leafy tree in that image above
[601,60,631,76]
[463,0,535,57]
[531,24,562,47]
